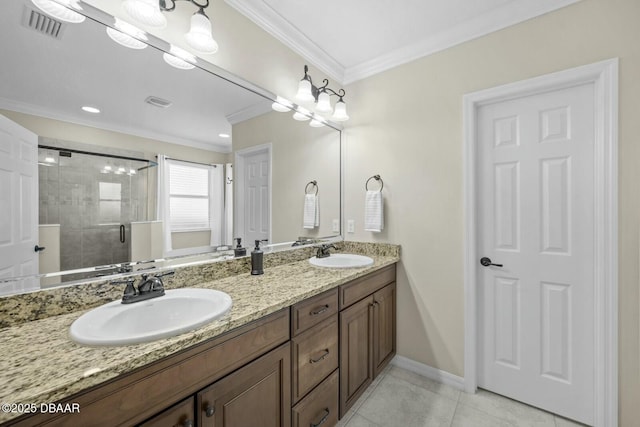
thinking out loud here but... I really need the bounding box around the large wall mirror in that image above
[0,0,342,296]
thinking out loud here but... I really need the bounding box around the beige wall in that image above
[343,0,639,424]
[233,112,341,243]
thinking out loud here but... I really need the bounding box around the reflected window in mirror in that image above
[159,156,225,257]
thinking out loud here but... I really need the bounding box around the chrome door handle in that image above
[480,257,503,267]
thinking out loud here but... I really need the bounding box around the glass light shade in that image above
[32,0,85,23]
[163,45,196,70]
[315,91,332,113]
[106,19,148,50]
[292,107,311,121]
[309,115,325,128]
[295,79,314,103]
[185,12,218,54]
[122,0,167,28]
[332,99,349,121]
[271,96,292,112]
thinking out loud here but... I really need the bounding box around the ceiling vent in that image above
[145,96,173,109]
[22,7,65,39]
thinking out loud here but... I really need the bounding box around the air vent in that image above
[145,96,173,109]
[22,7,65,39]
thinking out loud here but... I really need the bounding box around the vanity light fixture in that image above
[106,18,148,50]
[31,0,85,24]
[163,45,196,70]
[122,0,219,54]
[295,65,349,122]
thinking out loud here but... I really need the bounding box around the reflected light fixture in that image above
[81,106,101,114]
[122,0,219,54]
[294,65,349,122]
[292,107,311,121]
[271,96,292,113]
[309,114,325,128]
[31,0,85,24]
[107,18,148,50]
[163,45,196,70]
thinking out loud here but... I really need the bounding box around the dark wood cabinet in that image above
[338,265,396,417]
[373,283,396,377]
[339,296,374,415]
[197,343,291,427]
[138,397,195,427]
[291,370,339,427]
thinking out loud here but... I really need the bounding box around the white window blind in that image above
[168,161,210,230]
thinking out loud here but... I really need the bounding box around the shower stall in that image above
[38,144,154,272]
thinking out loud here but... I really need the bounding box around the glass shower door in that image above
[38,147,150,272]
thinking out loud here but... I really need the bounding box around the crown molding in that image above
[343,0,582,84]
[226,0,582,86]
[0,98,231,153]
[226,101,273,125]
[224,0,345,84]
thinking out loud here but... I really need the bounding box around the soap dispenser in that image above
[233,238,246,257]
[251,239,268,275]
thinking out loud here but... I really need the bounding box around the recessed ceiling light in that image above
[82,106,100,114]
[218,133,230,138]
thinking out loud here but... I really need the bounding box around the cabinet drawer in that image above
[292,316,339,403]
[291,288,338,336]
[292,370,339,427]
[138,397,194,427]
[339,264,395,309]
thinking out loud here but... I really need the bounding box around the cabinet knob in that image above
[310,408,330,427]
[182,419,194,427]
[205,404,215,417]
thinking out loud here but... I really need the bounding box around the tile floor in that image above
[336,365,587,427]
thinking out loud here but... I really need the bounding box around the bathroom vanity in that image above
[0,245,398,427]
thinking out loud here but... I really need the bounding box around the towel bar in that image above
[305,180,318,195]
[365,175,383,192]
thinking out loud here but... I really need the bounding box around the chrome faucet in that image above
[111,271,174,304]
[316,244,337,258]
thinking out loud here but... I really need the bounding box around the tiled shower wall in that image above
[38,139,152,271]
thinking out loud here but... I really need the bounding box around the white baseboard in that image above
[390,355,465,391]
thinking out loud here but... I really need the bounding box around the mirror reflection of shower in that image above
[38,141,155,275]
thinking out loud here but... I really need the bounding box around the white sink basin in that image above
[69,288,232,346]
[309,254,374,268]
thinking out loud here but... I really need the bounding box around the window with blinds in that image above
[168,161,210,231]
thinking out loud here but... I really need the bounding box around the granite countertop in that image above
[0,248,399,424]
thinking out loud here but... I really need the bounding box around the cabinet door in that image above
[138,397,195,427]
[339,296,374,417]
[197,343,291,427]
[373,282,396,376]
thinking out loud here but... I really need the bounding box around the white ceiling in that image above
[225,0,581,84]
[0,0,271,153]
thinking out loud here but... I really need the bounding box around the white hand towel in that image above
[303,194,319,229]
[364,190,384,232]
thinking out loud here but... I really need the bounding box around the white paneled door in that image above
[243,149,270,245]
[477,83,595,425]
[0,114,39,296]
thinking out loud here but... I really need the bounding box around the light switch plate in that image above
[332,219,340,232]
[347,220,355,233]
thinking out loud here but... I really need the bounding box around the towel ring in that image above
[365,175,383,192]
[305,180,318,195]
